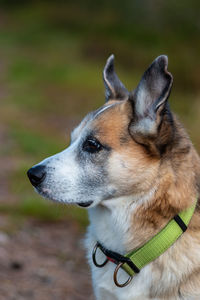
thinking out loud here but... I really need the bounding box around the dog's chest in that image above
[85,205,154,300]
[85,204,190,300]
[86,233,183,300]
[89,255,153,300]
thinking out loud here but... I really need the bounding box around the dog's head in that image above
[27,55,174,208]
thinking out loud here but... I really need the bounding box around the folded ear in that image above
[103,54,129,102]
[130,55,173,138]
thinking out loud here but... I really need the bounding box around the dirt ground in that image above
[0,217,94,300]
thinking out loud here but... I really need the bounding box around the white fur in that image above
[85,193,156,300]
[35,139,84,204]
[135,87,149,117]
[94,103,116,119]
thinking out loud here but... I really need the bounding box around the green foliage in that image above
[10,125,64,157]
[0,198,88,227]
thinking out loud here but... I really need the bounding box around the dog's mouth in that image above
[35,186,94,207]
[77,201,93,207]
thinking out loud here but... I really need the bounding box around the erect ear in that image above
[129,55,173,139]
[103,54,129,102]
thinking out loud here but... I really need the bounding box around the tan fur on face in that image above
[92,101,160,196]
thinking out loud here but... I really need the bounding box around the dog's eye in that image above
[83,138,103,153]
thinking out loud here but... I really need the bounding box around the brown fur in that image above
[92,98,200,298]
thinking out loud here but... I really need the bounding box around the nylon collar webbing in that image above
[122,199,197,276]
[94,199,197,278]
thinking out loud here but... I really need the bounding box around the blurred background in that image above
[0,0,200,299]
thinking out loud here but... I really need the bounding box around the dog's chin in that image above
[35,187,94,208]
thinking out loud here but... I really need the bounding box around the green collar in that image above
[92,199,197,287]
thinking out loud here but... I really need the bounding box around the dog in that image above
[27,55,200,300]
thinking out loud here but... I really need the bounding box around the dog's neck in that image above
[88,178,198,257]
[88,187,160,254]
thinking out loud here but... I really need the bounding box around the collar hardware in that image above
[174,214,187,232]
[114,262,133,288]
[92,199,197,288]
[92,242,108,267]
[92,242,140,273]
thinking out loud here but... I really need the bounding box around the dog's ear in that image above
[103,54,129,102]
[129,55,173,139]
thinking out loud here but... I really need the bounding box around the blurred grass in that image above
[0,198,88,227]
[0,0,200,226]
[10,125,64,157]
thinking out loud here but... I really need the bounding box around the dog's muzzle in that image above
[27,165,46,187]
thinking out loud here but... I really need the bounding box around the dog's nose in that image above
[27,165,46,187]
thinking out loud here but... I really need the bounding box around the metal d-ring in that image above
[92,242,108,267]
[113,262,133,288]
